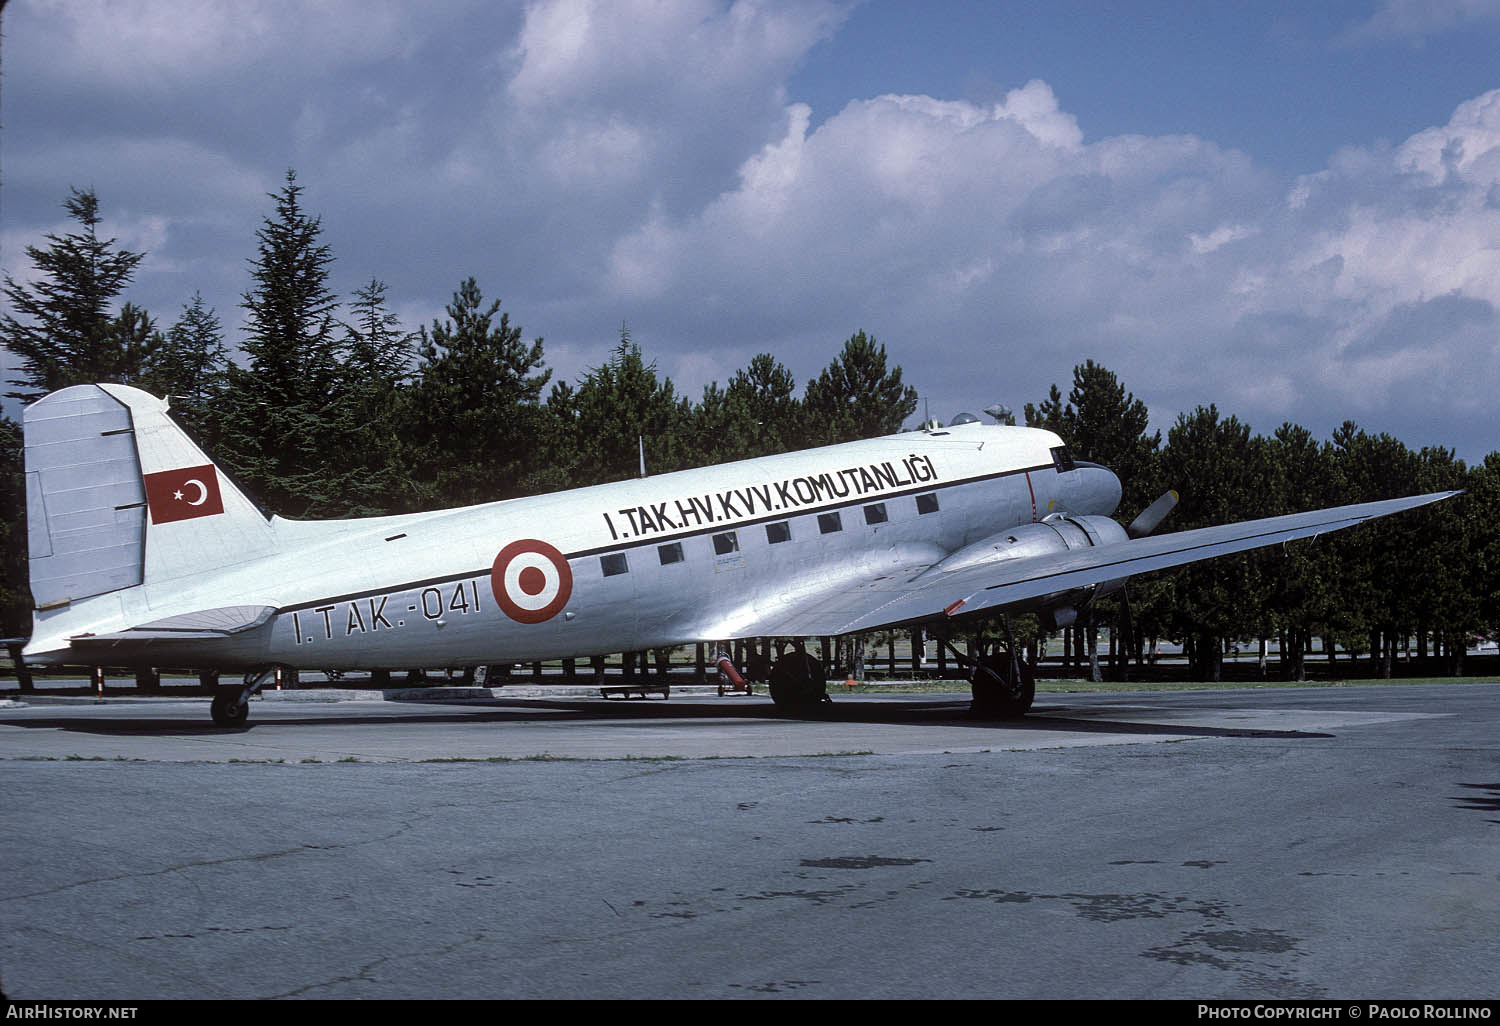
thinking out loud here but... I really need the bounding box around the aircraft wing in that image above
[739,490,1459,639]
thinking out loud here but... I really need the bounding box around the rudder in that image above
[25,384,147,607]
[24,384,277,612]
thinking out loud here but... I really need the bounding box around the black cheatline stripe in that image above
[275,462,1056,618]
[280,571,486,615]
[568,461,1052,559]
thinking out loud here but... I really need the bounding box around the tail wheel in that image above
[769,653,830,710]
[969,653,1034,719]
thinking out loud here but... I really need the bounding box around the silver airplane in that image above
[20,383,1456,725]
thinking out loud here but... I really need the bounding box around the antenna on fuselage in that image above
[984,403,1016,426]
[638,435,647,478]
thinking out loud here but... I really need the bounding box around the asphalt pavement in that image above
[2,681,1497,999]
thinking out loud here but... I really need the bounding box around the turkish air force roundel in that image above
[491,539,573,624]
[143,464,226,524]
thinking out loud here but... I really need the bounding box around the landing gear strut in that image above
[968,651,1035,719]
[209,666,278,728]
[937,619,1035,719]
[768,641,831,710]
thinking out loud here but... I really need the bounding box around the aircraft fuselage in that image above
[30,422,1120,669]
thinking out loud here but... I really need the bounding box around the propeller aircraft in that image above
[19,383,1456,725]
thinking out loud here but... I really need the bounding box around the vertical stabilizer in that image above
[24,384,279,614]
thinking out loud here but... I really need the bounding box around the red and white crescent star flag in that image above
[143,464,225,524]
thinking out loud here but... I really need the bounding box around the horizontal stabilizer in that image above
[130,605,275,635]
[70,605,275,645]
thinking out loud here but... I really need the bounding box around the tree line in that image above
[2,174,1495,679]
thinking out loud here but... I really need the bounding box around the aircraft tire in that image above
[969,654,1034,719]
[769,654,829,710]
[210,692,249,728]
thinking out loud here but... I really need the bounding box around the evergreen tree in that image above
[330,279,418,513]
[219,170,345,516]
[1022,363,1165,677]
[99,302,159,388]
[1159,405,1271,681]
[141,293,230,440]
[802,331,918,445]
[1469,453,1500,650]
[1023,383,1067,436]
[1254,423,1340,678]
[694,353,803,465]
[2,188,147,400]
[562,327,692,486]
[1025,360,1161,513]
[0,415,29,638]
[406,277,550,508]
[1410,445,1477,674]
[1327,422,1423,676]
[345,279,415,379]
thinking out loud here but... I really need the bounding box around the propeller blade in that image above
[1127,489,1179,539]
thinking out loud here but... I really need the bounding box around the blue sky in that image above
[791,1,1500,174]
[3,0,1499,464]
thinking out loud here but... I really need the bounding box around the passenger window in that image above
[864,503,888,525]
[766,521,791,544]
[712,531,740,555]
[818,512,842,534]
[658,542,684,565]
[600,553,629,577]
[916,493,939,514]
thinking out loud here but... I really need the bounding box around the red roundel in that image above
[491,539,573,624]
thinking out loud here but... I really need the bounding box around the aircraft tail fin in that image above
[24,384,278,612]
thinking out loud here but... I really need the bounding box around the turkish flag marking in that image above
[144,464,225,524]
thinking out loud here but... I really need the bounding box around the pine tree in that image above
[142,293,230,440]
[345,279,415,380]
[1024,383,1067,435]
[321,279,420,513]
[694,353,803,465]
[1026,361,1161,512]
[1159,405,1270,681]
[0,415,29,638]
[802,331,918,445]
[562,327,692,486]
[220,170,345,516]
[2,188,147,400]
[405,277,551,507]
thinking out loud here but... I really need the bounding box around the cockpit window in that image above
[1051,445,1077,473]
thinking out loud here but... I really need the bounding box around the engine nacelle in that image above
[935,514,1128,573]
[932,514,1131,623]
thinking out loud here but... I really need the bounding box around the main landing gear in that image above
[936,620,1035,719]
[209,666,278,728]
[768,641,831,711]
[967,650,1035,719]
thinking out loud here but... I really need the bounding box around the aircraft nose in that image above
[1074,461,1122,516]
